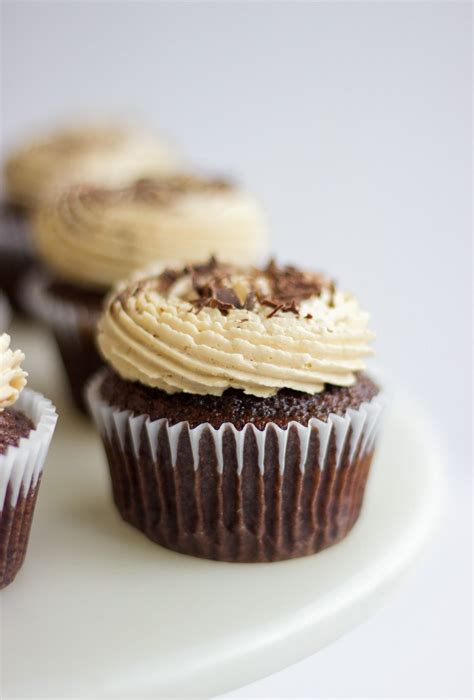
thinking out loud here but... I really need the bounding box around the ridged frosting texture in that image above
[0,334,28,409]
[32,177,268,290]
[97,260,374,397]
[4,123,179,209]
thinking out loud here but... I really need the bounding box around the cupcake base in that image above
[0,479,41,588]
[88,370,383,563]
[22,271,105,414]
[0,388,57,587]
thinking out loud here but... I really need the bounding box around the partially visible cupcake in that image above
[87,258,383,563]
[26,176,268,414]
[0,334,58,587]
[0,292,11,331]
[1,121,179,308]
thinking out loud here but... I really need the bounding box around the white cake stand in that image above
[1,322,442,698]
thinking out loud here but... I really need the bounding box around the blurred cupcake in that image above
[0,333,58,587]
[0,292,11,331]
[87,258,383,563]
[1,121,179,308]
[26,176,268,414]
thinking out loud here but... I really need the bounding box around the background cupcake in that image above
[0,292,11,331]
[88,258,383,563]
[1,121,179,309]
[26,176,268,414]
[0,333,58,587]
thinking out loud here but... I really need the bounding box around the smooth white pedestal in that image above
[1,323,441,698]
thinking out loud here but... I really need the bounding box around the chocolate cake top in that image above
[98,258,375,398]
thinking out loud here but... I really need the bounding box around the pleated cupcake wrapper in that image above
[0,292,11,331]
[21,268,101,338]
[0,389,58,510]
[88,371,383,476]
[87,369,383,561]
[22,269,103,413]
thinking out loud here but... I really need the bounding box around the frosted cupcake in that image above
[87,258,383,562]
[1,122,178,308]
[0,334,58,587]
[27,176,267,413]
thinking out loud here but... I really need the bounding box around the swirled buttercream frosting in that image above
[4,123,179,209]
[0,334,28,409]
[33,176,268,290]
[98,258,374,397]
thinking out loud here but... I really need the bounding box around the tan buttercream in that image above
[97,266,374,397]
[4,123,179,208]
[33,181,268,290]
[0,334,28,409]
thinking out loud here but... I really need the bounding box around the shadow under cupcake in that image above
[25,176,268,414]
[87,258,383,563]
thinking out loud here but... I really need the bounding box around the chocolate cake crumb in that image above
[0,408,34,455]
[100,369,380,430]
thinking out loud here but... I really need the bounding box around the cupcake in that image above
[26,176,268,414]
[1,121,178,309]
[0,334,58,587]
[87,258,383,563]
[0,292,11,331]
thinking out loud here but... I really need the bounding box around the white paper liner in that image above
[0,389,58,509]
[87,369,384,475]
[0,292,11,331]
[21,267,101,338]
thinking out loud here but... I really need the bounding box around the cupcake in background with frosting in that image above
[1,121,179,309]
[87,258,383,563]
[0,333,58,587]
[26,175,268,414]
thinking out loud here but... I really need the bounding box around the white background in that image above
[1,2,471,697]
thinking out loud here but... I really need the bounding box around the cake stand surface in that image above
[1,322,441,698]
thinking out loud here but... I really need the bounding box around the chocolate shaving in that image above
[243,291,257,310]
[267,304,284,318]
[158,268,180,292]
[255,259,328,317]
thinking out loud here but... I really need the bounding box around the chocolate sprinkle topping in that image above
[80,175,232,208]
[116,257,335,320]
[185,257,332,317]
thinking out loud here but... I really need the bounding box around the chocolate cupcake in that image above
[2,121,179,309]
[0,292,11,331]
[25,176,268,414]
[0,334,58,587]
[87,259,383,563]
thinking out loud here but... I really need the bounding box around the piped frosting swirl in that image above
[32,176,268,290]
[98,259,374,397]
[0,334,28,409]
[4,123,179,209]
